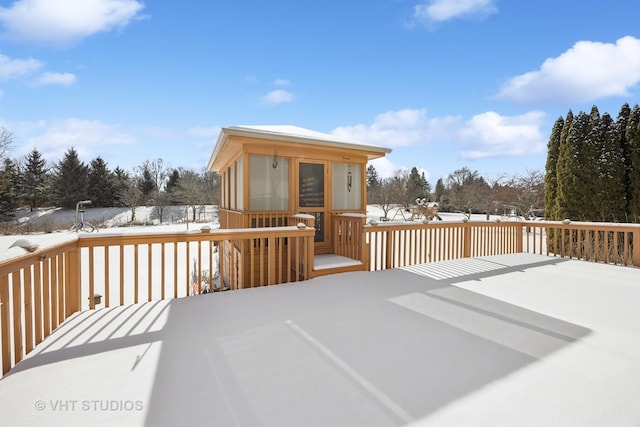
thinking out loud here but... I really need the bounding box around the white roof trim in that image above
[208,125,391,170]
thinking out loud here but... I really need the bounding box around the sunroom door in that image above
[298,160,330,254]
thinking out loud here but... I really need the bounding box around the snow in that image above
[1,253,639,426]
[229,125,392,152]
[0,205,219,258]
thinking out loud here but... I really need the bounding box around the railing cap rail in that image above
[522,219,640,229]
[292,213,316,219]
[77,225,314,239]
[0,233,78,264]
[336,213,367,218]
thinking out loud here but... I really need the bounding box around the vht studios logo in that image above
[35,400,144,412]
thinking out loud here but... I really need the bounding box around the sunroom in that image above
[207,125,391,286]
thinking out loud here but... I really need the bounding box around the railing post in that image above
[306,231,314,279]
[362,226,370,271]
[65,242,82,317]
[385,230,393,269]
[358,216,367,267]
[516,223,524,253]
[463,220,472,258]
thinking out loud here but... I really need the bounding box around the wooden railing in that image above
[362,219,640,271]
[521,220,640,267]
[2,218,639,378]
[0,239,80,377]
[0,225,314,377]
[220,209,306,229]
[332,213,366,261]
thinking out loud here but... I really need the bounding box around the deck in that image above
[1,253,639,426]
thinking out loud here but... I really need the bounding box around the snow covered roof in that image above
[207,125,392,171]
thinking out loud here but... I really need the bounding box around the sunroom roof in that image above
[207,125,392,171]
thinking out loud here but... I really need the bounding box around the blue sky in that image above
[1,0,640,183]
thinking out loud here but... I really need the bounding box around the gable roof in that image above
[207,125,392,171]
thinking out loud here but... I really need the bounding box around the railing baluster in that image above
[148,243,153,301]
[1,275,11,375]
[34,262,43,346]
[134,245,139,304]
[104,247,110,308]
[12,272,23,365]
[57,255,64,325]
[173,242,178,297]
[185,242,190,296]
[161,243,166,300]
[51,258,58,330]
[120,245,125,306]
[89,246,95,309]
[24,267,33,354]
[42,258,51,338]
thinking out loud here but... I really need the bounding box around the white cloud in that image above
[332,107,546,161]
[458,111,546,159]
[21,118,135,162]
[273,79,290,86]
[367,157,397,179]
[332,108,458,147]
[0,52,42,79]
[413,0,497,25]
[33,71,77,86]
[261,89,294,105]
[496,36,640,104]
[187,126,220,137]
[0,0,145,44]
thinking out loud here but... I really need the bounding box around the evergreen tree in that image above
[137,163,157,204]
[166,169,180,192]
[555,110,575,220]
[577,106,603,219]
[407,166,430,203]
[615,103,632,217]
[627,104,640,221]
[434,178,445,206]
[22,148,49,211]
[0,158,20,219]
[165,169,181,204]
[597,113,626,221]
[52,148,89,209]
[366,164,380,188]
[544,117,564,219]
[112,167,130,207]
[88,157,115,207]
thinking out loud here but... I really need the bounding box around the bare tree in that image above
[150,190,170,223]
[0,127,13,160]
[173,168,207,221]
[446,167,491,218]
[120,180,144,223]
[370,177,396,219]
[138,158,169,191]
[512,169,545,218]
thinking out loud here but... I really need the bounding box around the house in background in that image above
[207,125,391,287]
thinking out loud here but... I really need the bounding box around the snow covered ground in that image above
[1,253,639,426]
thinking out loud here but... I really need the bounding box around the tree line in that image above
[366,164,544,219]
[0,136,219,223]
[544,103,640,222]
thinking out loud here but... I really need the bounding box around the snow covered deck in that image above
[1,253,640,426]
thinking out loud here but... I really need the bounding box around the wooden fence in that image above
[0,225,314,377]
[2,218,639,378]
